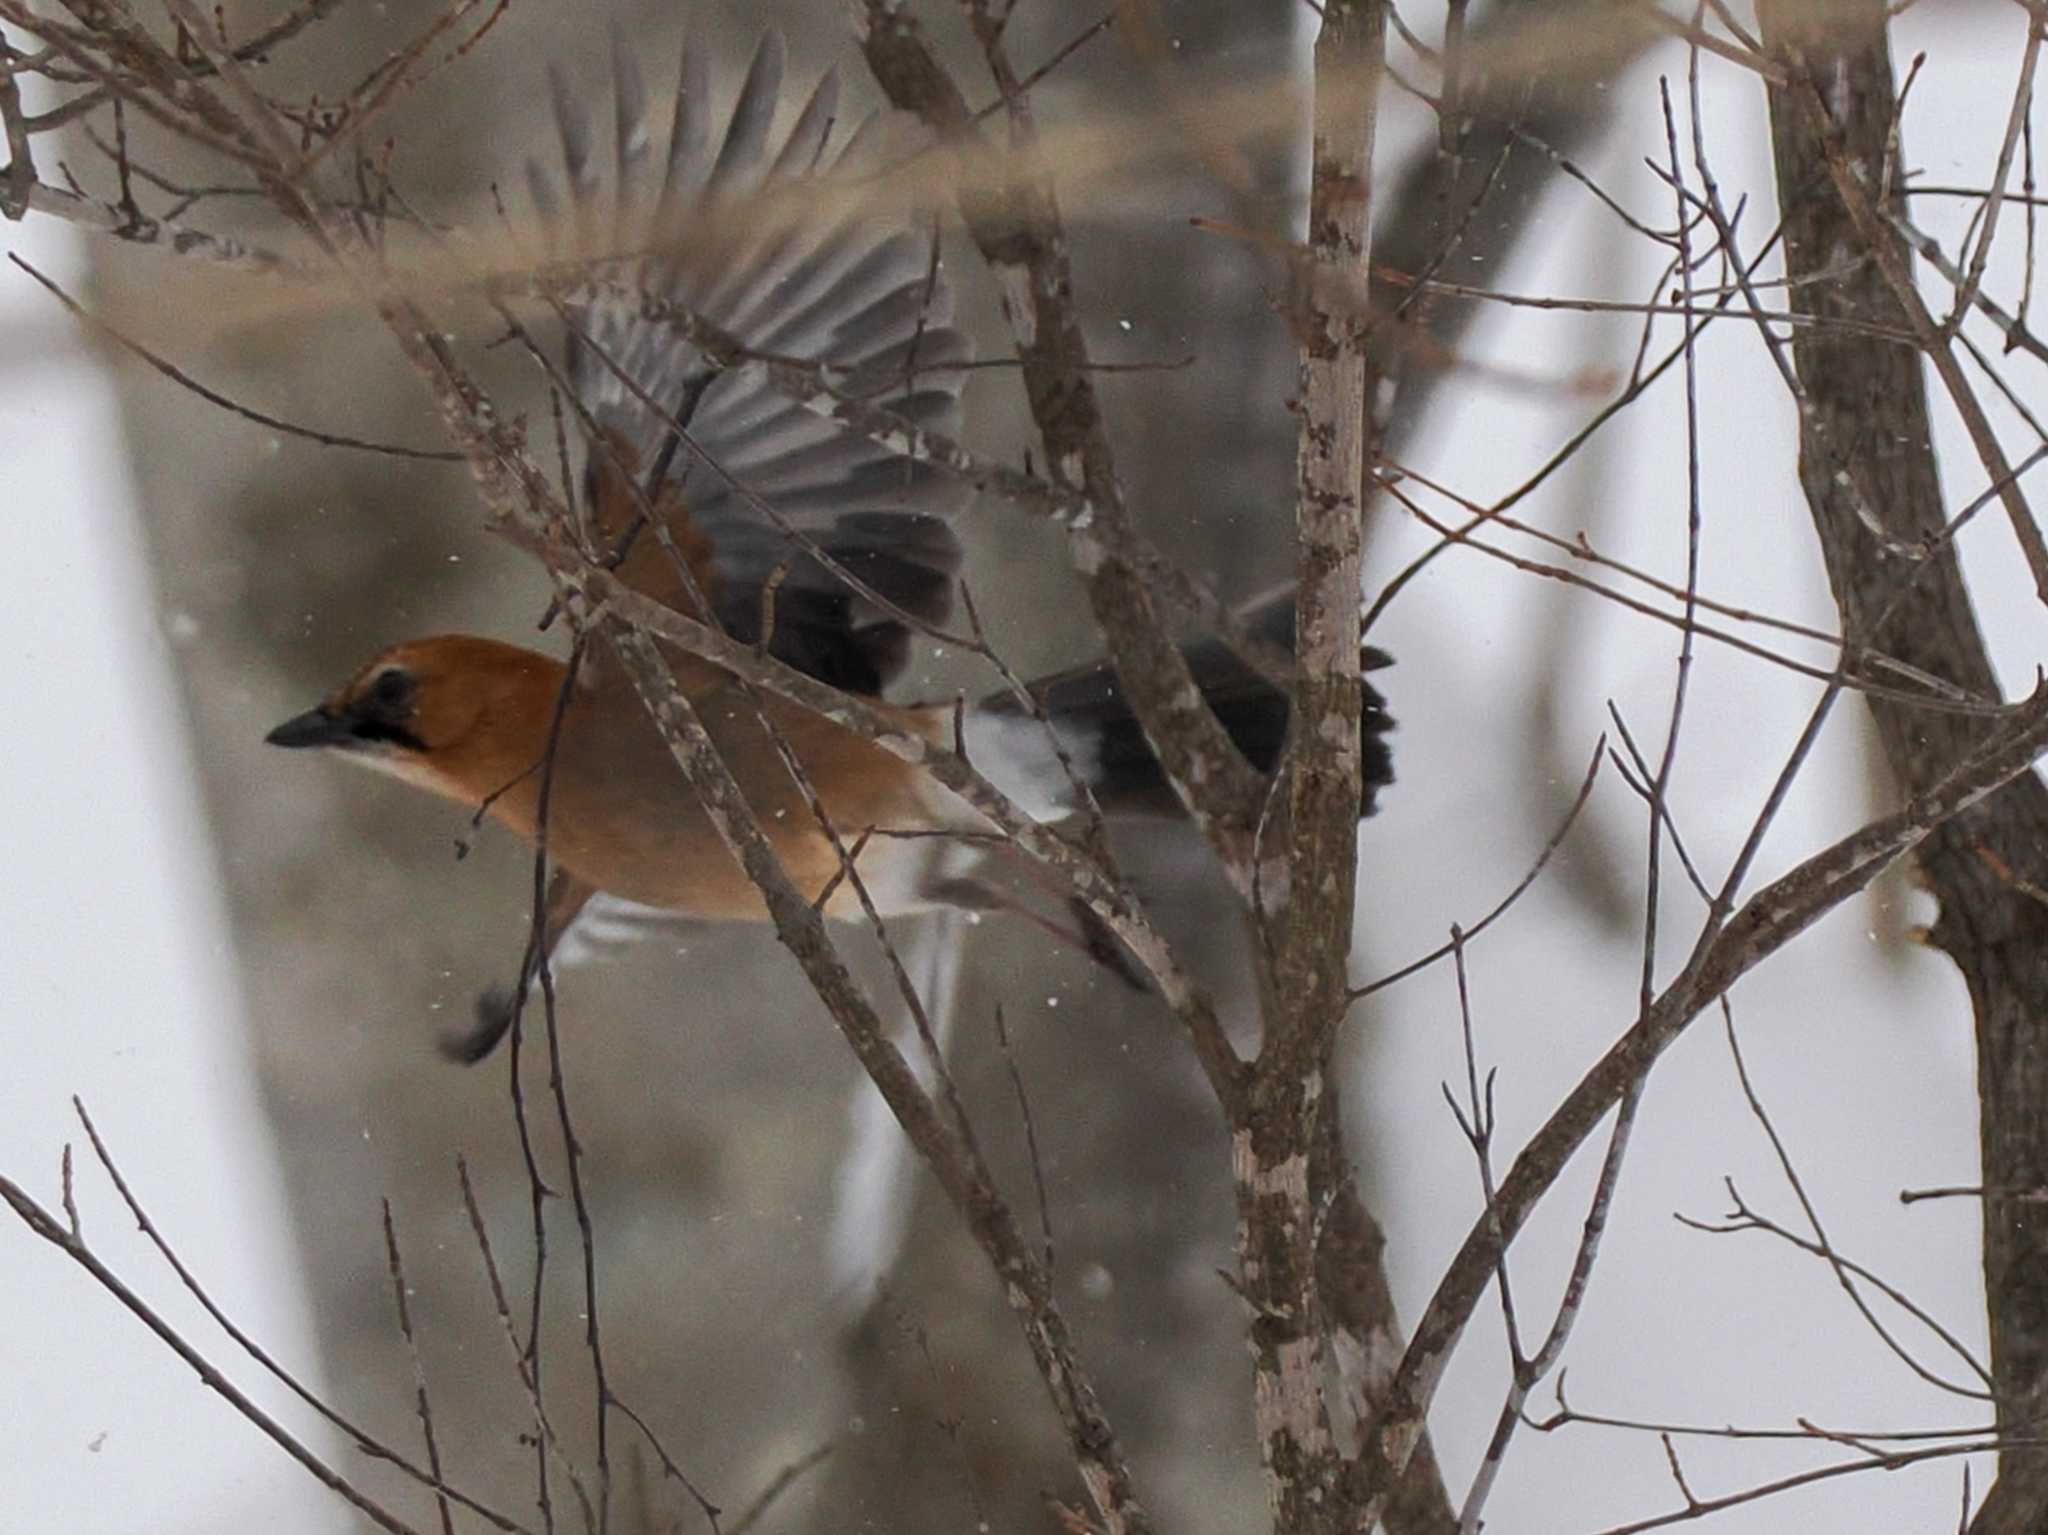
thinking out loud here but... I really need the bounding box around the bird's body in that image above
[323,633,963,921]
[540,671,955,921]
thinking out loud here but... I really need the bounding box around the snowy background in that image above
[0,2,2040,1531]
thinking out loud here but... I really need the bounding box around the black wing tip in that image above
[1360,664,1397,817]
[440,986,519,1066]
[1020,635,1398,820]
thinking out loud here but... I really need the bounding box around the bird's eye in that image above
[370,668,412,711]
[348,667,426,752]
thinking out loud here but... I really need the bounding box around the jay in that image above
[265,27,1395,1065]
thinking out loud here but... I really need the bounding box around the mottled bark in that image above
[1229,4,1386,1532]
[1756,5,2048,1528]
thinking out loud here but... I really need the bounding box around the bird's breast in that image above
[493,679,964,922]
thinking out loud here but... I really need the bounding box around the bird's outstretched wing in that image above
[531,26,971,697]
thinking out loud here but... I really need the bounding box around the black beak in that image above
[265,707,353,749]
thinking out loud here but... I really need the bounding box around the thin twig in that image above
[1943,12,2043,338]
[0,1160,447,1535]
[994,1001,1056,1272]
[61,1101,529,1531]
[9,254,460,459]
[1351,733,1607,1001]
[381,1201,457,1535]
[454,1155,572,1532]
[1705,1001,1993,1396]
[725,1442,832,1535]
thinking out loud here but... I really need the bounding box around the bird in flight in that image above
[266,26,1395,1065]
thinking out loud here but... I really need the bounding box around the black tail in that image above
[993,596,1395,820]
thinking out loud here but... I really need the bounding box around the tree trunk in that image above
[1757,6,2048,1527]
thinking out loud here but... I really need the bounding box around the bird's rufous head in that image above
[264,634,566,806]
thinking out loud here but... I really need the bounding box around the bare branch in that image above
[381,1202,457,1535]
[0,1158,457,1535]
[1352,679,2048,1526]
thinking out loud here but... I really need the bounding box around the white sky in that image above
[0,213,344,1531]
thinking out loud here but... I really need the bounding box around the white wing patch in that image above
[959,705,1102,823]
[550,892,695,972]
[826,910,969,1308]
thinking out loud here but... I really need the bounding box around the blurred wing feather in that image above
[541,25,970,694]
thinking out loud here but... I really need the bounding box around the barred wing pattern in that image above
[532,27,972,695]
